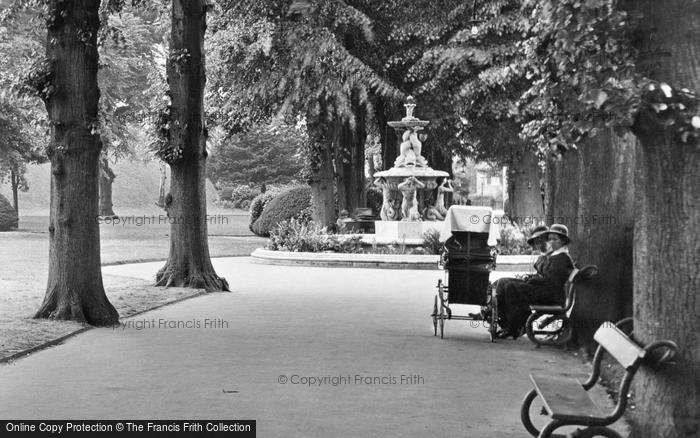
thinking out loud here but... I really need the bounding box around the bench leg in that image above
[526,312,573,348]
[521,388,541,437]
[572,426,623,438]
[538,420,566,438]
[526,312,544,347]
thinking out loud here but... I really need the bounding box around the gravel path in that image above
[0,257,628,437]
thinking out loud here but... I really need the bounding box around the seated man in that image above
[496,224,574,339]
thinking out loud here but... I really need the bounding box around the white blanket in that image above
[439,205,501,246]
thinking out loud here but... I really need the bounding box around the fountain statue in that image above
[374,176,400,221]
[372,96,451,242]
[423,178,453,221]
[397,176,425,221]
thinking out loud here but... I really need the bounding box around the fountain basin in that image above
[373,220,442,244]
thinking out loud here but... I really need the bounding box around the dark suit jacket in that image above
[527,251,574,294]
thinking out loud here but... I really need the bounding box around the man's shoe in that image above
[495,329,516,339]
[467,308,491,320]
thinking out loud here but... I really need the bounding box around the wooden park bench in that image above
[339,208,375,233]
[520,318,678,438]
[524,265,598,348]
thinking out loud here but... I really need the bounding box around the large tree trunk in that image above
[506,150,544,222]
[351,133,366,209]
[155,0,228,292]
[423,130,453,174]
[34,0,118,325]
[367,151,376,178]
[627,1,700,436]
[307,125,336,228]
[421,130,453,209]
[570,130,636,352]
[544,148,580,240]
[375,96,398,170]
[334,121,352,213]
[352,102,367,209]
[156,162,168,208]
[10,168,19,217]
[335,117,367,213]
[98,155,116,217]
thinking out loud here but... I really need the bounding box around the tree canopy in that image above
[207,0,402,136]
[207,121,306,186]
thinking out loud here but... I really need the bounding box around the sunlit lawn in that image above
[0,210,266,359]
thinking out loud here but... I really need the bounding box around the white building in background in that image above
[473,162,506,208]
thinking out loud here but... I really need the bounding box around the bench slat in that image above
[530,374,607,422]
[594,325,645,369]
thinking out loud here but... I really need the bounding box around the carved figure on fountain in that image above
[423,178,453,221]
[374,177,400,221]
[398,176,425,221]
[394,129,428,168]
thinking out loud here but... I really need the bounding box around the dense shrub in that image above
[250,185,312,237]
[355,241,428,255]
[247,183,301,229]
[268,218,363,253]
[249,191,276,230]
[218,186,235,201]
[422,229,443,255]
[0,194,18,231]
[218,184,259,209]
[365,186,382,218]
[497,222,537,255]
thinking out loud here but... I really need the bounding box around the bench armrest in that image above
[529,305,565,314]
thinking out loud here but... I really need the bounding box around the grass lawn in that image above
[0,210,267,359]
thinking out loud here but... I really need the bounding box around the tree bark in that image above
[367,151,376,178]
[98,155,116,217]
[506,150,544,222]
[544,148,580,239]
[352,102,367,209]
[34,0,118,325]
[156,162,167,208]
[627,1,700,436]
[351,132,366,209]
[10,167,19,217]
[335,116,367,213]
[375,96,398,170]
[423,130,453,174]
[570,130,636,352]
[308,125,336,228]
[334,121,352,212]
[155,0,228,292]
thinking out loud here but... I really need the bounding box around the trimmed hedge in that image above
[0,193,18,231]
[250,185,312,237]
[249,191,278,232]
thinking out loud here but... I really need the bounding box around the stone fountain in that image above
[372,96,451,243]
